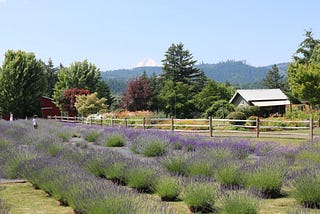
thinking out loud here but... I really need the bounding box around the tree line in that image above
[0,30,319,119]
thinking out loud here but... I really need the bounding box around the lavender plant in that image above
[153,176,181,201]
[220,191,261,214]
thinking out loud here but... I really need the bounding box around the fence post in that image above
[209,116,213,137]
[256,117,260,138]
[55,115,57,120]
[100,116,103,126]
[171,116,174,132]
[143,117,146,130]
[111,117,114,126]
[310,117,314,142]
[90,117,92,125]
[318,113,320,127]
[125,118,128,128]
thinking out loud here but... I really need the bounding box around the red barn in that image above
[40,96,61,118]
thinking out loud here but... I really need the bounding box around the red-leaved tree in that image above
[60,88,90,116]
[120,76,153,111]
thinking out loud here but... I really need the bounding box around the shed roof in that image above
[230,89,290,106]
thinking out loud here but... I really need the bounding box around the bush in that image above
[227,111,247,125]
[205,100,235,118]
[47,144,64,157]
[245,116,257,127]
[214,162,241,188]
[238,106,261,118]
[125,167,156,193]
[185,159,213,176]
[103,162,127,185]
[161,155,187,175]
[130,135,168,157]
[220,191,260,214]
[105,134,126,147]
[0,197,10,214]
[292,168,320,208]
[154,176,181,201]
[242,159,287,198]
[84,131,100,142]
[183,182,216,213]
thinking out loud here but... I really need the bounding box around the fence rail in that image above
[48,115,319,141]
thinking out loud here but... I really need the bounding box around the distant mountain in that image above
[101,61,289,94]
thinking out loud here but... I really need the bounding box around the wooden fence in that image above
[48,115,319,141]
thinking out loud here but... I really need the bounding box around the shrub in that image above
[245,116,257,127]
[154,176,181,201]
[292,168,320,208]
[47,144,63,157]
[238,106,262,118]
[242,160,287,198]
[84,131,100,142]
[183,182,216,213]
[130,135,168,157]
[57,132,71,142]
[103,162,127,185]
[4,151,35,179]
[105,134,126,147]
[220,191,260,214]
[297,150,320,164]
[161,155,187,175]
[185,159,213,176]
[215,161,241,188]
[0,197,10,214]
[125,166,156,193]
[227,111,247,125]
[84,159,105,178]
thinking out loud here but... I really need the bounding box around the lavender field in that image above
[1,119,320,214]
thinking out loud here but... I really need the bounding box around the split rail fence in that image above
[48,115,319,142]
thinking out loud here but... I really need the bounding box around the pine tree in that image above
[262,65,285,89]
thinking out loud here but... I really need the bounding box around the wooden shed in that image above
[229,89,290,116]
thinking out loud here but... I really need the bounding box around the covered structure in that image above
[229,89,290,116]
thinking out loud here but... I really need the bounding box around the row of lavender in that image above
[1,119,320,213]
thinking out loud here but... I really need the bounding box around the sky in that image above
[1,0,320,71]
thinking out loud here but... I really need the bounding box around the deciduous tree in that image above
[75,92,107,117]
[0,50,46,118]
[59,88,90,116]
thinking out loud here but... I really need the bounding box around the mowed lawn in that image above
[0,182,74,214]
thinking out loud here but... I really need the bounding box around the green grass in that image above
[0,183,73,214]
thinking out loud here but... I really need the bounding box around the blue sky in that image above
[1,0,319,70]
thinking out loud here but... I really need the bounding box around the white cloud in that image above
[0,0,7,3]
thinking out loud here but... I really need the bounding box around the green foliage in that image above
[154,176,181,201]
[0,196,10,214]
[238,106,262,118]
[292,170,320,209]
[195,80,234,112]
[0,50,46,118]
[4,152,35,179]
[262,64,287,91]
[84,131,100,142]
[214,162,241,187]
[125,167,156,193]
[57,132,71,142]
[227,111,247,125]
[44,58,59,98]
[185,159,213,176]
[220,191,260,214]
[161,155,187,175]
[75,92,107,117]
[205,100,235,118]
[288,30,320,106]
[53,60,103,108]
[242,160,287,198]
[143,140,167,157]
[47,144,63,157]
[103,162,127,184]
[183,182,216,213]
[105,134,126,147]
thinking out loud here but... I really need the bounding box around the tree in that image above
[96,80,114,108]
[160,42,205,117]
[0,50,46,118]
[44,58,59,98]
[293,30,320,64]
[120,75,153,111]
[262,65,287,90]
[287,30,320,106]
[53,60,102,107]
[75,92,107,117]
[59,88,90,116]
[194,80,234,112]
[161,42,203,86]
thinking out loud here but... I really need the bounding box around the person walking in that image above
[32,115,38,129]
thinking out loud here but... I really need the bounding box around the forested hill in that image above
[101,61,288,94]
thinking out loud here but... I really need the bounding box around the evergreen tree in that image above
[44,58,59,98]
[293,30,320,64]
[262,65,286,90]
